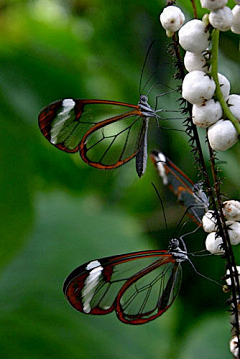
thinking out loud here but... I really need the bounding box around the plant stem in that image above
[171,33,210,189]
[207,135,240,347]
[190,0,198,18]
[211,29,240,135]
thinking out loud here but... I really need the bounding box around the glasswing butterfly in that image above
[38,95,161,178]
[63,238,188,325]
[150,149,209,225]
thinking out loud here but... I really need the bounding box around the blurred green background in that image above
[0,0,239,358]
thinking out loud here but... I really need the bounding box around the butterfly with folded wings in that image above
[63,238,188,324]
[151,149,209,225]
[38,95,163,178]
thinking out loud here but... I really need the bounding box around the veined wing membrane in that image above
[63,250,182,324]
[116,260,181,324]
[79,112,145,168]
[38,99,141,154]
[151,150,209,225]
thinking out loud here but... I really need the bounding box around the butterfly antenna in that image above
[151,182,169,241]
[172,204,199,238]
[141,70,158,94]
[139,40,155,95]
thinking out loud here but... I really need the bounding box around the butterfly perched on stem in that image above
[38,95,161,177]
[151,149,209,225]
[63,238,188,324]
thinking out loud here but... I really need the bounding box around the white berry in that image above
[202,210,218,232]
[205,232,224,255]
[208,119,238,151]
[182,70,216,104]
[225,267,240,286]
[218,73,230,98]
[192,99,222,128]
[231,5,240,34]
[226,94,240,120]
[209,6,234,32]
[230,336,239,358]
[223,200,240,221]
[200,0,227,10]
[160,6,185,32]
[184,51,208,72]
[226,221,240,245]
[179,19,209,53]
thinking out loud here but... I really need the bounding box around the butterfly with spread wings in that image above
[150,149,209,225]
[63,238,188,325]
[38,95,162,177]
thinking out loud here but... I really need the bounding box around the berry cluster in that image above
[160,3,240,151]
[160,3,240,357]
[203,200,240,255]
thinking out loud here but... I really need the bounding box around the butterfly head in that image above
[168,238,180,251]
[168,238,188,262]
[139,94,149,104]
[138,94,157,118]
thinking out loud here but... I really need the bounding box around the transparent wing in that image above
[79,111,146,169]
[181,185,209,224]
[63,250,181,324]
[151,149,209,224]
[38,98,141,154]
[116,260,181,324]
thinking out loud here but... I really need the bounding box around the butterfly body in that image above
[63,238,187,324]
[38,95,158,176]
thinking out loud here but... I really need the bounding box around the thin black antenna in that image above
[172,204,202,238]
[151,182,169,240]
[139,40,155,95]
[141,70,158,95]
[142,63,176,96]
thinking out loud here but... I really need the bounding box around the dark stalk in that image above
[190,0,198,19]
[207,135,240,351]
[170,33,212,195]
[169,13,240,355]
